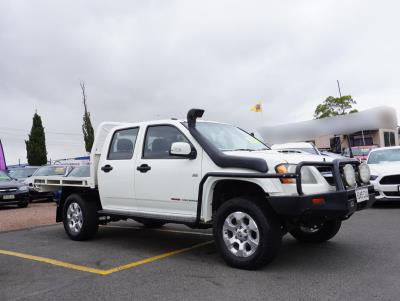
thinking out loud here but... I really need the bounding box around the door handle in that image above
[137,164,151,173]
[101,165,113,173]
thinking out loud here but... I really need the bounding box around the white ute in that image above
[34,109,375,269]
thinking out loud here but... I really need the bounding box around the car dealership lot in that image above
[0,205,399,301]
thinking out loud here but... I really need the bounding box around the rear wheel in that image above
[213,197,282,270]
[63,194,99,241]
[290,220,342,243]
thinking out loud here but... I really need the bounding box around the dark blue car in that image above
[0,170,30,208]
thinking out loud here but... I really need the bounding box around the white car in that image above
[25,165,74,201]
[271,142,321,155]
[271,142,337,184]
[368,146,400,202]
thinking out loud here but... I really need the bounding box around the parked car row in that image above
[0,165,90,209]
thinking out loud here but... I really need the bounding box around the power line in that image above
[0,126,82,136]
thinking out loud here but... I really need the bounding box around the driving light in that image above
[358,163,370,184]
[343,164,356,187]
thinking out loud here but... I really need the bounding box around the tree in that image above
[25,112,47,165]
[81,81,95,153]
[314,95,358,119]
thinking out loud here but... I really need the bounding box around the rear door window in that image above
[108,128,139,160]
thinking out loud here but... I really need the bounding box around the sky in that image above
[0,0,399,165]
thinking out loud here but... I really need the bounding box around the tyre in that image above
[213,197,282,270]
[289,220,342,243]
[63,194,99,241]
[133,218,165,228]
[18,201,29,208]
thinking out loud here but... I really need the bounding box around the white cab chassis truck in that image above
[34,109,375,269]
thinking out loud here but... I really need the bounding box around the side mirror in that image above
[170,142,196,159]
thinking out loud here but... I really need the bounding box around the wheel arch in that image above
[202,178,273,222]
[56,187,101,222]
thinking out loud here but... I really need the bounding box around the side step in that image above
[97,209,197,224]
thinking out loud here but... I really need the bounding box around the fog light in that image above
[343,164,356,187]
[358,163,371,184]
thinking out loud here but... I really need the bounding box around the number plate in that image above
[2,195,15,200]
[355,187,369,203]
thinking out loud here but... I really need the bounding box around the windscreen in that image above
[368,149,400,164]
[189,122,268,152]
[0,170,11,181]
[34,166,68,176]
[352,147,373,157]
[9,168,37,178]
[67,166,90,177]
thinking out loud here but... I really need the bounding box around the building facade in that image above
[258,106,399,152]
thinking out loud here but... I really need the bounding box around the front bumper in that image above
[370,181,400,202]
[267,158,376,222]
[29,188,54,200]
[0,192,29,206]
[374,193,400,202]
[269,185,375,220]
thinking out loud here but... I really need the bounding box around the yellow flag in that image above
[250,103,263,112]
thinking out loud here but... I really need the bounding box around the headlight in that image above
[343,164,356,187]
[358,163,370,184]
[275,164,317,184]
[370,175,378,181]
[18,186,29,192]
[275,164,295,184]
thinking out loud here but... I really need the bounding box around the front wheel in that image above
[18,201,29,208]
[213,197,282,270]
[63,194,99,241]
[289,220,342,243]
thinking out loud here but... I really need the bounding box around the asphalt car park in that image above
[0,205,399,301]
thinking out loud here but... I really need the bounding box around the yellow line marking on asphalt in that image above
[0,240,214,276]
[102,241,213,275]
[0,249,106,275]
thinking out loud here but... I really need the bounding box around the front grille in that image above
[317,167,336,185]
[384,191,400,197]
[380,175,400,185]
[317,166,332,173]
[0,188,18,193]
